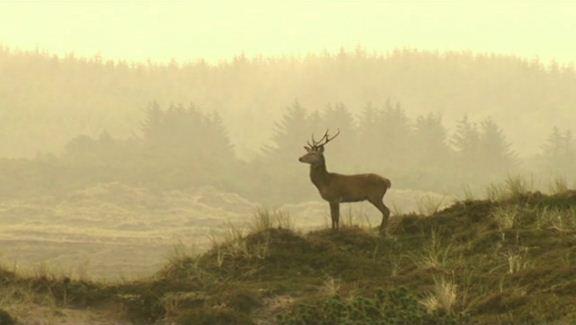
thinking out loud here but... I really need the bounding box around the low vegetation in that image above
[2,189,576,324]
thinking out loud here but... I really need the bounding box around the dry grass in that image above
[1,258,98,286]
[412,230,453,270]
[416,195,447,216]
[390,199,405,216]
[420,277,458,314]
[166,240,201,269]
[251,209,294,232]
[207,216,278,267]
[503,249,530,274]
[535,207,576,232]
[491,205,519,232]
[341,207,376,229]
[208,223,248,267]
[0,284,56,312]
[3,189,576,324]
[0,283,122,324]
[461,184,475,201]
[549,177,570,194]
[319,277,341,297]
[486,175,533,201]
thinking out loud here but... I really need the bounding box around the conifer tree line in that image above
[253,101,520,202]
[0,100,564,204]
[1,47,576,160]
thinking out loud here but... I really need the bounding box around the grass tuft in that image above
[251,209,294,232]
[420,277,458,315]
[535,207,576,232]
[504,251,530,275]
[319,277,341,297]
[487,175,533,201]
[416,195,446,216]
[491,205,519,231]
[412,230,452,270]
[549,177,570,195]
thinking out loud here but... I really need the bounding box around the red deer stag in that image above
[298,130,392,234]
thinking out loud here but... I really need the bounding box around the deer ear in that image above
[318,146,324,153]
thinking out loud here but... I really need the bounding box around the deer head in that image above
[298,129,340,165]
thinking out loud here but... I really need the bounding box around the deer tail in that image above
[385,178,392,189]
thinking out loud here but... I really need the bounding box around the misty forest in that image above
[1,47,575,199]
[1,47,576,324]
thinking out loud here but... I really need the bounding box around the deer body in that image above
[300,130,392,234]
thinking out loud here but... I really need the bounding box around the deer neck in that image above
[310,158,330,189]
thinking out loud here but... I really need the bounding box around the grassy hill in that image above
[1,188,576,324]
[0,182,452,280]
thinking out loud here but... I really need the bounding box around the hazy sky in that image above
[0,1,575,64]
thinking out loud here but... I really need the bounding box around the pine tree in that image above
[478,118,517,175]
[544,127,564,158]
[141,101,163,142]
[356,102,379,150]
[138,102,238,188]
[379,101,412,169]
[64,135,97,163]
[413,113,451,165]
[453,116,481,154]
[319,103,356,170]
[542,127,576,177]
[451,116,482,178]
[356,101,411,172]
[266,100,311,161]
[253,101,318,203]
[307,109,322,138]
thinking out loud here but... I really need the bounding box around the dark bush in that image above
[176,307,254,325]
[0,309,15,325]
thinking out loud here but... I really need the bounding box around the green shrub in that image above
[224,289,261,313]
[0,309,15,325]
[176,307,254,325]
[277,288,465,325]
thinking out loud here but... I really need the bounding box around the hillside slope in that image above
[0,183,452,280]
[1,190,576,324]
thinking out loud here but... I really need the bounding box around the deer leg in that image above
[329,201,340,230]
[369,197,390,235]
[329,202,335,229]
[335,202,340,230]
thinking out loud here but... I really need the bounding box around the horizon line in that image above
[1,43,573,69]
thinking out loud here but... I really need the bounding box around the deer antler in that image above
[308,129,340,149]
[318,129,340,147]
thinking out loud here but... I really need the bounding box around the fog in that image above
[1,0,576,282]
[1,47,575,159]
[0,47,575,278]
